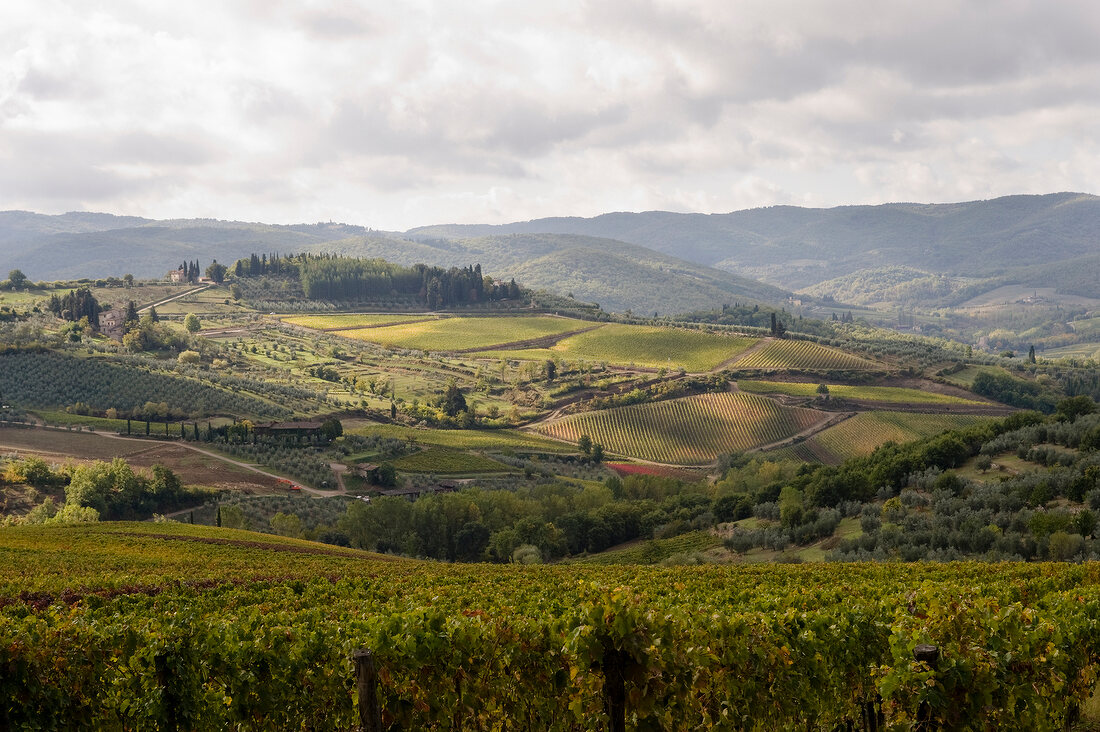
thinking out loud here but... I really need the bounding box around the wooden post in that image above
[914,644,939,731]
[602,647,626,732]
[353,648,383,732]
[154,652,179,731]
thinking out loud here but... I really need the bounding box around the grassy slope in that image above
[391,449,513,474]
[478,323,756,372]
[333,316,588,351]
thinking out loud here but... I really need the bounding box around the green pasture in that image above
[478,323,756,372]
[391,448,513,474]
[334,316,588,352]
[282,313,433,330]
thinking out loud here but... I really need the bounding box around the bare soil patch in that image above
[0,426,282,493]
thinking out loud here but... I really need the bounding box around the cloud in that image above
[0,0,1097,229]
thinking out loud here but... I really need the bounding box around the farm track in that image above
[748,411,854,453]
[6,424,341,497]
[95,432,339,496]
[714,337,773,371]
[201,324,266,338]
[138,284,213,313]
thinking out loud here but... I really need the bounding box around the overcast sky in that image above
[1,1,1098,230]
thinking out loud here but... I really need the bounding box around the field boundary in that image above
[456,324,604,354]
[713,337,772,371]
[749,411,854,453]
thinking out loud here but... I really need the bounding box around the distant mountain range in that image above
[2,192,1098,314]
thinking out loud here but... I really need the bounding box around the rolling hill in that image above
[408,192,1100,297]
[6,192,1100,314]
[0,214,369,280]
[303,232,792,314]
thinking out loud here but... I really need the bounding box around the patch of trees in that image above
[971,371,1058,412]
[4,269,28,290]
[716,406,1100,561]
[5,457,204,521]
[122,315,190,353]
[47,287,101,328]
[335,475,718,562]
[205,261,227,284]
[233,253,524,308]
[177,260,202,283]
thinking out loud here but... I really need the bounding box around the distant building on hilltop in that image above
[100,308,126,340]
[168,268,187,283]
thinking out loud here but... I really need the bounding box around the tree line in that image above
[47,287,101,328]
[232,253,524,307]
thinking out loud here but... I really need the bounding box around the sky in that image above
[1,0,1099,231]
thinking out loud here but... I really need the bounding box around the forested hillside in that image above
[409,192,1100,295]
[302,232,792,314]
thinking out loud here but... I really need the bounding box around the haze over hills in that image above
[0,212,368,281]
[2,192,1098,314]
[410,192,1100,295]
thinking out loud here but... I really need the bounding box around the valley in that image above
[3,210,1100,730]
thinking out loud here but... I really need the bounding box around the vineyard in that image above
[0,351,289,418]
[477,323,757,371]
[769,411,992,464]
[533,392,828,464]
[738,380,983,404]
[333,316,588,351]
[2,523,1100,730]
[731,338,884,371]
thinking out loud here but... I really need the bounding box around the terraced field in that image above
[732,339,883,371]
[1040,343,1100,360]
[333,316,588,351]
[738,380,982,405]
[533,392,827,465]
[281,313,433,329]
[477,323,757,372]
[768,411,991,464]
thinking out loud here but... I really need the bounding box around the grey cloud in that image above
[298,6,377,39]
[0,1,1097,228]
